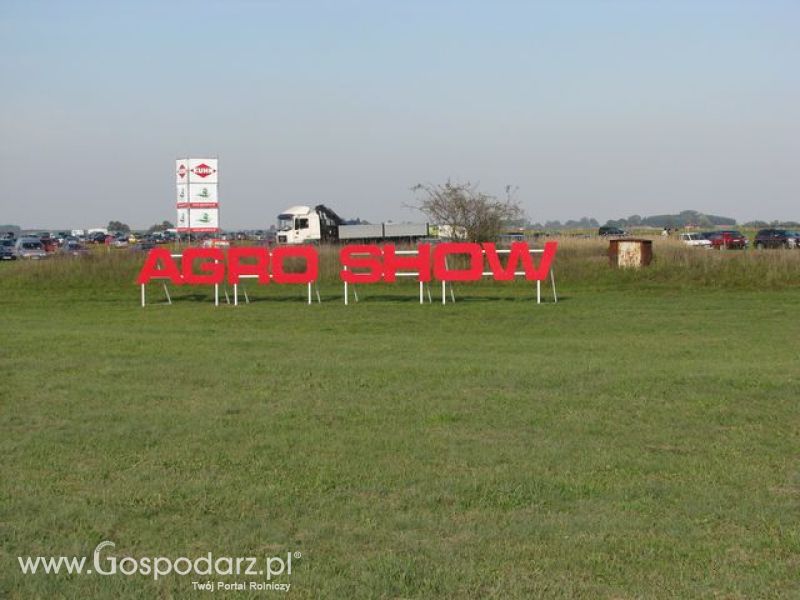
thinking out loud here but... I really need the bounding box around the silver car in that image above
[14,237,47,259]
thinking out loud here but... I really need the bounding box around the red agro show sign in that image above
[137,242,557,286]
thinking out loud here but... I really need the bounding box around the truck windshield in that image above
[277,214,294,231]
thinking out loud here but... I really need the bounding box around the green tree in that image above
[626,214,642,226]
[107,220,130,233]
[148,220,175,233]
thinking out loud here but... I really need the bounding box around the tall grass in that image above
[553,237,800,289]
[0,248,142,291]
[1,238,798,294]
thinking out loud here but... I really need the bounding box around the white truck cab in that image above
[276,206,325,245]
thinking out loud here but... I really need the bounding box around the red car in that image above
[703,230,748,250]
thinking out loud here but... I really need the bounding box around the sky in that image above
[1,0,798,230]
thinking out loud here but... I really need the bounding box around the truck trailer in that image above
[276,205,429,245]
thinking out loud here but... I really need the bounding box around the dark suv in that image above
[754,229,799,249]
[599,226,627,236]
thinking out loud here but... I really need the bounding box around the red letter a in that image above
[136,248,183,285]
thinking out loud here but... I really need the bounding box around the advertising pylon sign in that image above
[176,158,219,234]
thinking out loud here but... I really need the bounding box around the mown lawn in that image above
[1,276,799,598]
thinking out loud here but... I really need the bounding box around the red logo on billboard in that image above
[177,164,187,179]
[191,163,216,178]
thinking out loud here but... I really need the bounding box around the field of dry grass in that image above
[3,236,798,294]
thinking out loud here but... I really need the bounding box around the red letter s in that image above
[339,245,383,283]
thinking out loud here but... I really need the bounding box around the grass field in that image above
[1,240,799,598]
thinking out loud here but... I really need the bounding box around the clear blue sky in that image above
[1,0,797,229]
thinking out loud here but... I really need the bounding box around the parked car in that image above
[60,241,90,256]
[679,232,712,248]
[599,226,627,236]
[111,236,129,248]
[148,232,169,244]
[0,239,17,260]
[130,241,156,252]
[753,229,799,249]
[703,230,748,250]
[40,237,59,253]
[14,237,48,259]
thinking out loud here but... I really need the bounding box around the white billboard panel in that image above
[187,183,218,206]
[188,158,218,184]
[176,207,189,230]
[189,208,219,231]
[176,159,189,183]
[176,184,188,206]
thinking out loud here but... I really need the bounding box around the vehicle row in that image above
[0,236,93,260]
[678,229,800,249]
[0,234,163,260]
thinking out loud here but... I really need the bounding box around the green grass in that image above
[1,248,800,598]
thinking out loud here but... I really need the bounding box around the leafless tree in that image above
[411,180,524,242]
